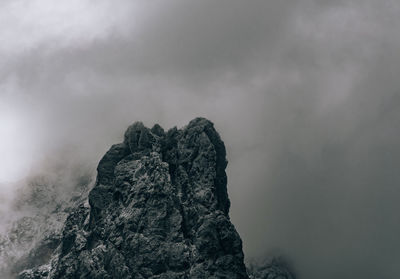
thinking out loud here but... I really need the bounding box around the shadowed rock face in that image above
[19,118,248,279]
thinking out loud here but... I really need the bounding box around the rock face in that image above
[0,170,92,279]
[19,118,249,278]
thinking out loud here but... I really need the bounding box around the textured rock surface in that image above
[0,171,92,279]
[17,118,249,278]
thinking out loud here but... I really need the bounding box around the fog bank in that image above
[1,1,400,278]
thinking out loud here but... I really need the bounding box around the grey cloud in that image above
[1,1,400,278]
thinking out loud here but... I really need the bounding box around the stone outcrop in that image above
[18,118,249,278]
[0,170,91,279]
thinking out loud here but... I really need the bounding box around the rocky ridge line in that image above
[19,118,249,278]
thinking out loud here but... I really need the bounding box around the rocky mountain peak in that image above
[17,118,249,278]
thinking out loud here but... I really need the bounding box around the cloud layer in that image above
[1,1,400,278]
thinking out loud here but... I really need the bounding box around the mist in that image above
[1,0,400,278]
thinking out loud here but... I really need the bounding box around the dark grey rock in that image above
[18,118,249,278]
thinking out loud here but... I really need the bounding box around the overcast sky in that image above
[1,1,400,278]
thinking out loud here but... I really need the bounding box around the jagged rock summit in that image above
[19,118,249,279]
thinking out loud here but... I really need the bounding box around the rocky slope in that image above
[0,170,92,278]
[16,118,249,278]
